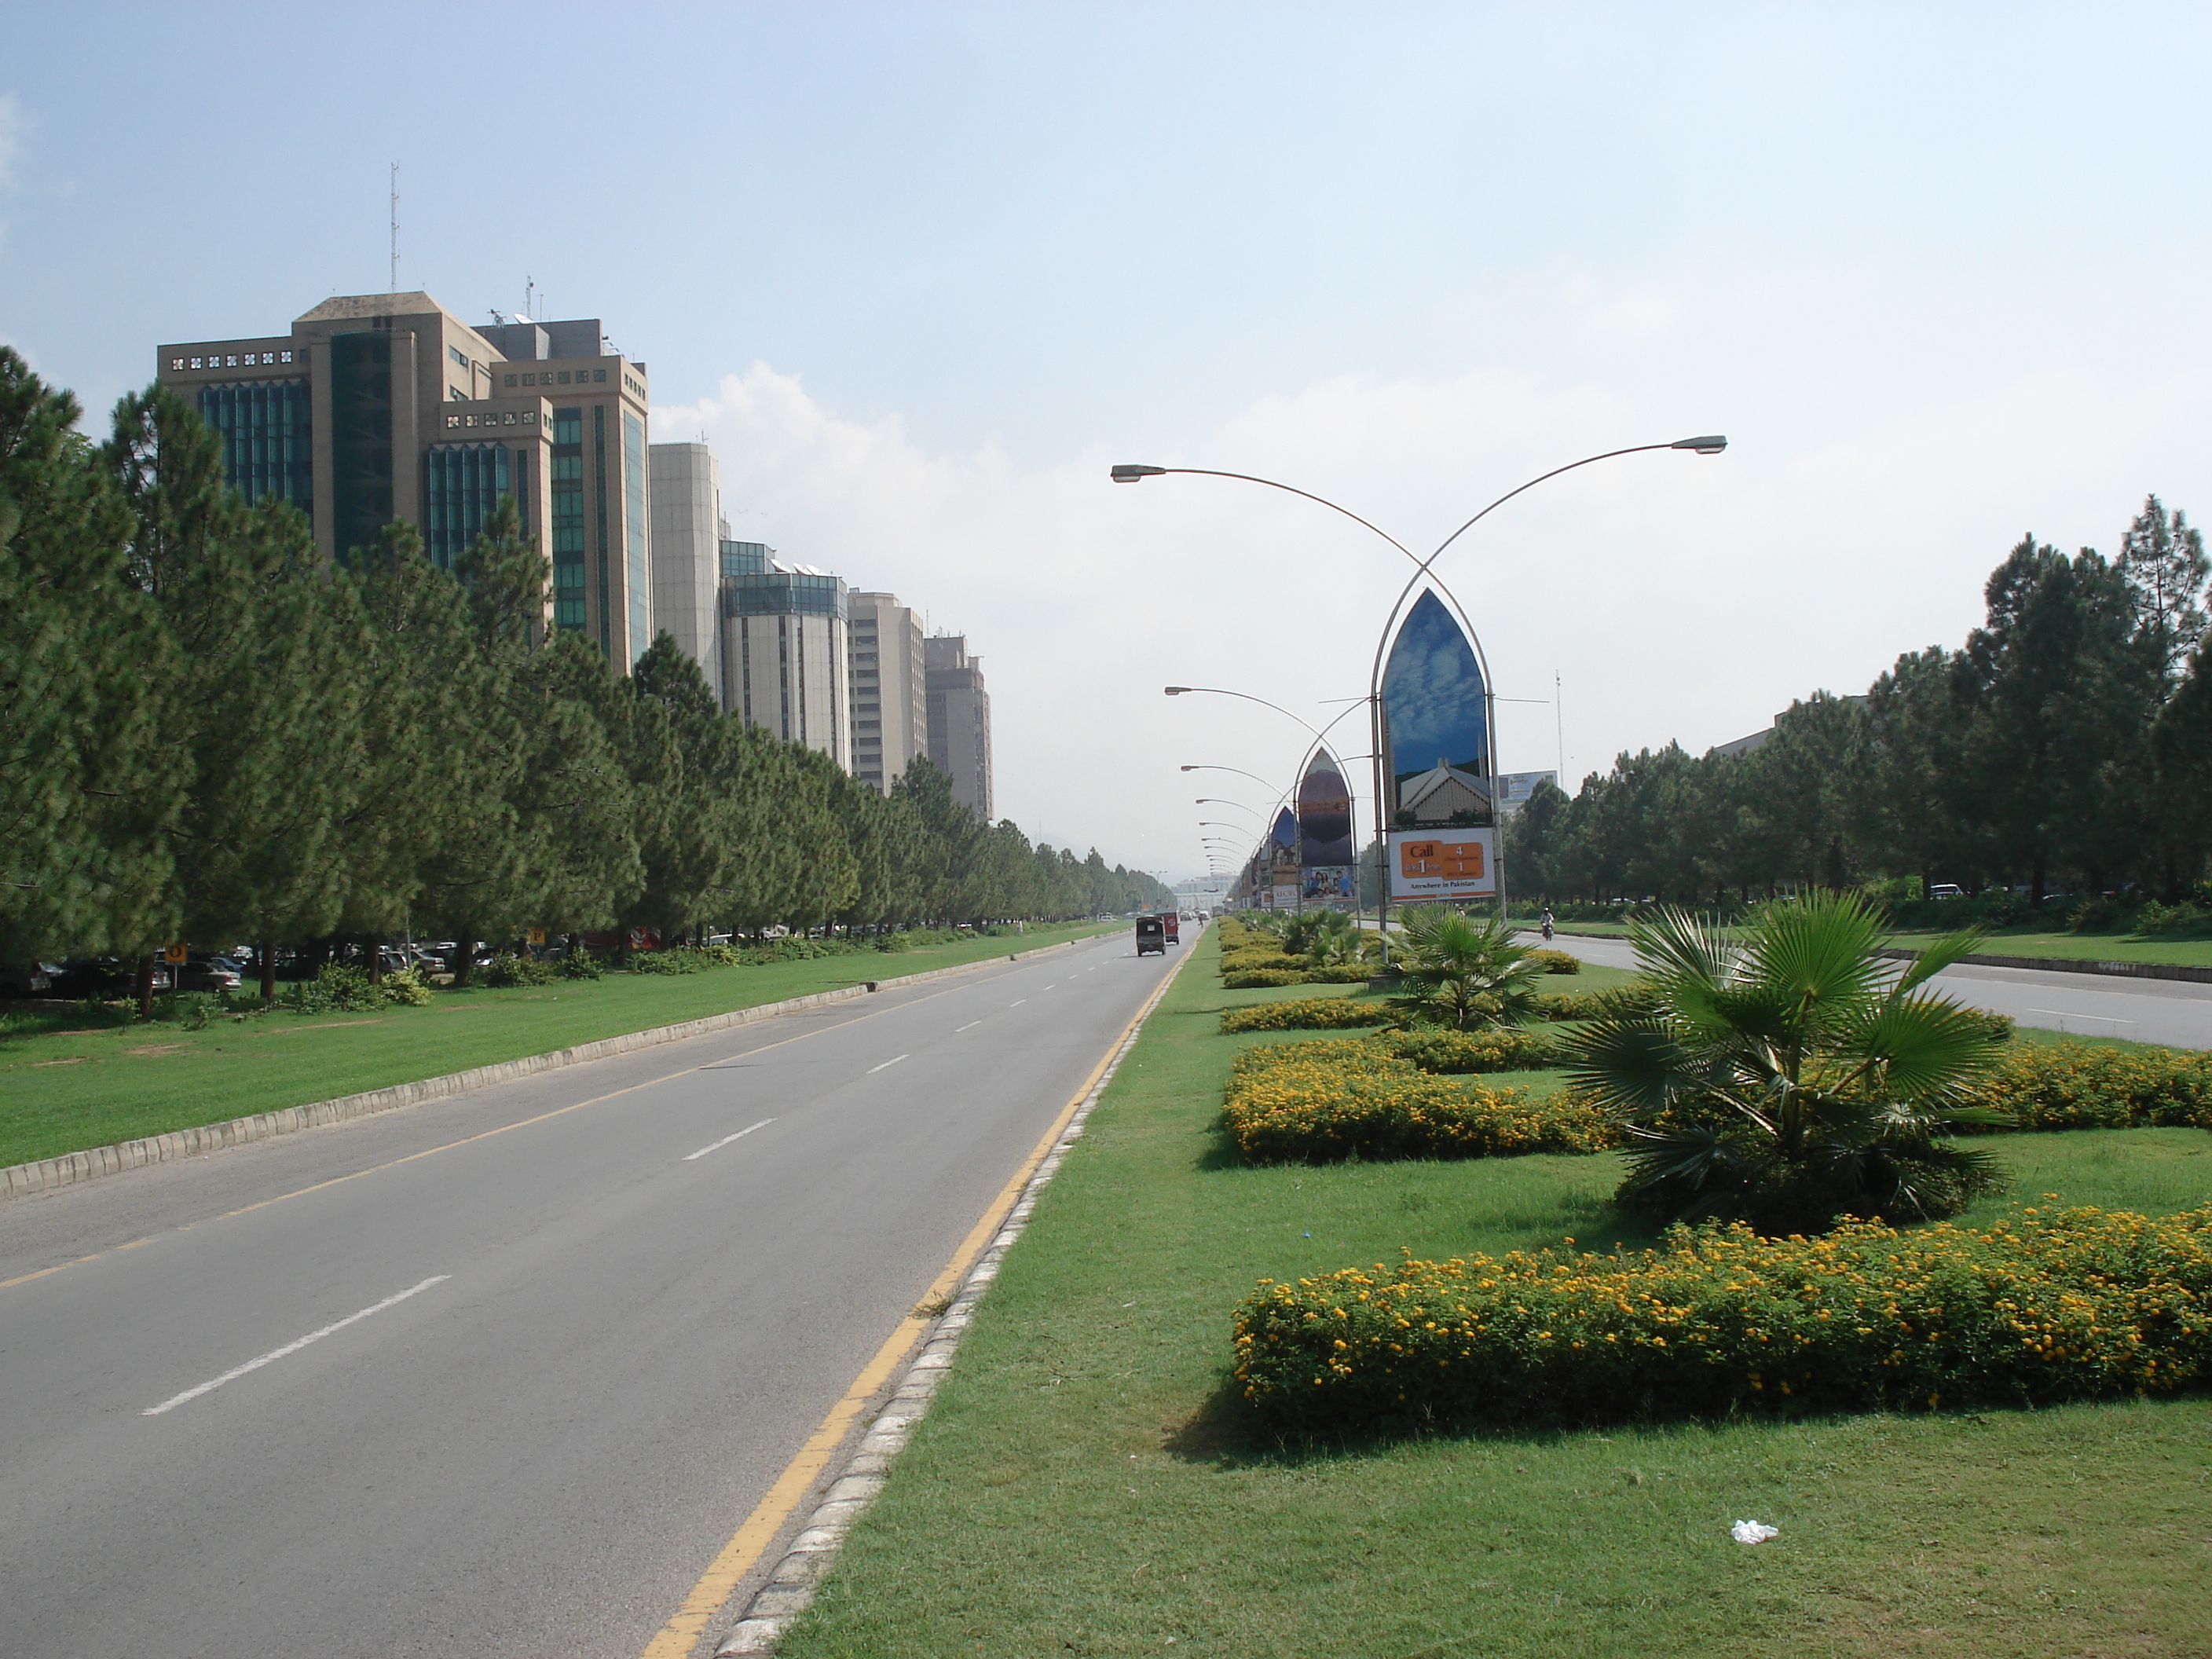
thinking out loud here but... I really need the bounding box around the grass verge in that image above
[0,922,1111,1170]
[1557,917,2212,969]
[778,927,2212,1659]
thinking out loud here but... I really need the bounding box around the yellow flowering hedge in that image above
[1220,997,1399,1033]
[1224,1038,1612,1163]
[1221,948,1303,972]
[1958,1042,2212,1131]
[1232,1203,2212,1430]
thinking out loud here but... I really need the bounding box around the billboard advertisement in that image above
[1270,883,1300,911]
[1296,749,1356,867]
[1379,589,1493,827]
[1386,827,1498,900]
[1302,865,1354,903]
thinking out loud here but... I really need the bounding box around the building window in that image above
[170,358,185,370]
[623,408,648,668]
[449,346,467,369]
[423,442,513,571]
[189,357,203,368]
[593,368,606,382]
[522,373,537,386]
[280,350,294,363]
[450,386,467,401]
[197,377,313,517]
[551,408,586,632]
[446,415,461,429]
[504,374,517,386]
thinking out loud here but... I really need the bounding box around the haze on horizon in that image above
[6,2,2207,882]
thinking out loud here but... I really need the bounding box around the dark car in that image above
[0,961,57,997]
[1136,916,1166,956]
[47,958,170,999]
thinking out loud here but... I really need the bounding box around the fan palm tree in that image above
[1388,906,1544,1030]
[1561,890,2009,1231]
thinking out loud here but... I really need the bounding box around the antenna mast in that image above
[388,163,399,291]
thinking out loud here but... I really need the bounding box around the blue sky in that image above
[7,4,2210,879]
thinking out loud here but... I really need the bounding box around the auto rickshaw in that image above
[1135,915,1166,956]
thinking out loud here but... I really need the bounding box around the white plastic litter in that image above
[1730,1520,1780,1544]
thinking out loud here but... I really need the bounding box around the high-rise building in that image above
[648,441,723,689]
[846,592,926,793]
[156,291,654,666]
[719,542,850,767]
[924,634,993,822]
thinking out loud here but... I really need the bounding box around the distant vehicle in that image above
[1135,916,1166,956]
[1163,913,1181,946]
[0,961,57,997]
[175,954,243,993]
[1928,884,1967,901]
[48,958,170,999]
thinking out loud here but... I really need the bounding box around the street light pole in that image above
[1122,436,1726,943]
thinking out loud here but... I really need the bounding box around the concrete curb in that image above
[712,939,1198,1657]
[1,937,1093,1203]
[1540,926,2212,987]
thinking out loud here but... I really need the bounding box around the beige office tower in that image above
[647,441,723,690]
[156,291,654,668]
[847,593,927,793]
[718,543,850,766]
[925,635,994,822]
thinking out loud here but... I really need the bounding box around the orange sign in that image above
[163,942,189,963]
[1397,838,1484,881]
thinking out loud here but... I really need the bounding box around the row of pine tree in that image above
[1503,498,2212,908]
[2,353,1169,989]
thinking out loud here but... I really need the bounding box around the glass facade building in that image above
[421,443,514,570]
[550,408,586,632]
[328,332,394,563]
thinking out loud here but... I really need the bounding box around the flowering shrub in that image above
[1529,948,1582,976]
[1232,1203,2212,1430]
[1224,968,1312,989]
[1375,1026,1555,1073]
[1534,983,1659,1023]
[1958,1042,2212,1131]
[1223,1040,1613,1164]
[1219,997,1400,1033]
[1221,949,1303,973]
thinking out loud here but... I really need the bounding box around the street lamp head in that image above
[1670,434,1728,455]
[1163,686,1191,696]
[1111,464,1168,484]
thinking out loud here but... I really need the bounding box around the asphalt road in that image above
[0,928,1184,1659]
[1525,931,2212,1049]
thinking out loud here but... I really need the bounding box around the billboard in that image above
[1296,749,1356,867]
[1379,590,1492,826]
[1386,826,1498,900]
[1271,883,1301,911]
[1302,865,1354,903]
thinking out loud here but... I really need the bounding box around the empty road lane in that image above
[0,928,1188,1659]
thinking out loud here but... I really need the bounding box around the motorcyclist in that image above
[1539,905,1555,943]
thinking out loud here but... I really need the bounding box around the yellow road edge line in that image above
[0,949,1090,1297]
[638,943,1194,1659]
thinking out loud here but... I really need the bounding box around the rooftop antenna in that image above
[524,276,534,320]
[388,163,399,292]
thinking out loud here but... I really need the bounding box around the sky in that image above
[6,3,2210,883]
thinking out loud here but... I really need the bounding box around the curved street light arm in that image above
[1163,684,1328,745]
[1124,468,1420,568]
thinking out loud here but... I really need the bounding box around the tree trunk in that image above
[258,937,277,1003]
[134,953,158,1022]
[452,925,474,987]
[365,933,383,987]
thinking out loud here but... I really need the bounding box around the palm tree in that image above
[1387,906,1544,1030]
[1561,890,2009,1231]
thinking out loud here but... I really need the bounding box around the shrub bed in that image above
[1219,997,1400,1033]
[1223,1040,1612,1164]
[1961,1042,2212,1131]
[1375,1026,1555,1072]
[1529,948,1582,976]
[1222,968,1311,989]
[1232,1203,2212,1431]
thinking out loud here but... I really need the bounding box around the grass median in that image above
[0,922,1112,1170]
[1554,917,2212,969]
[778,926,2212,1659]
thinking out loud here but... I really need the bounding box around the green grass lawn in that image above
[1553,916,2212,968]
[778,928,2212,1659]
[0,922,1112,1170]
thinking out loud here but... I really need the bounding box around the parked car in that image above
[175,954,244,993]
[1928,884,1967,901]
[0,961,58,997]
[47,958,170,999]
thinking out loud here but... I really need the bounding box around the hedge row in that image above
[1222,1039,1610,1164]
[1223,965,1372,989]
[1957,1042,2212,1131]
[1232,1203,2212,1430]
[1220,996,1399,1033]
